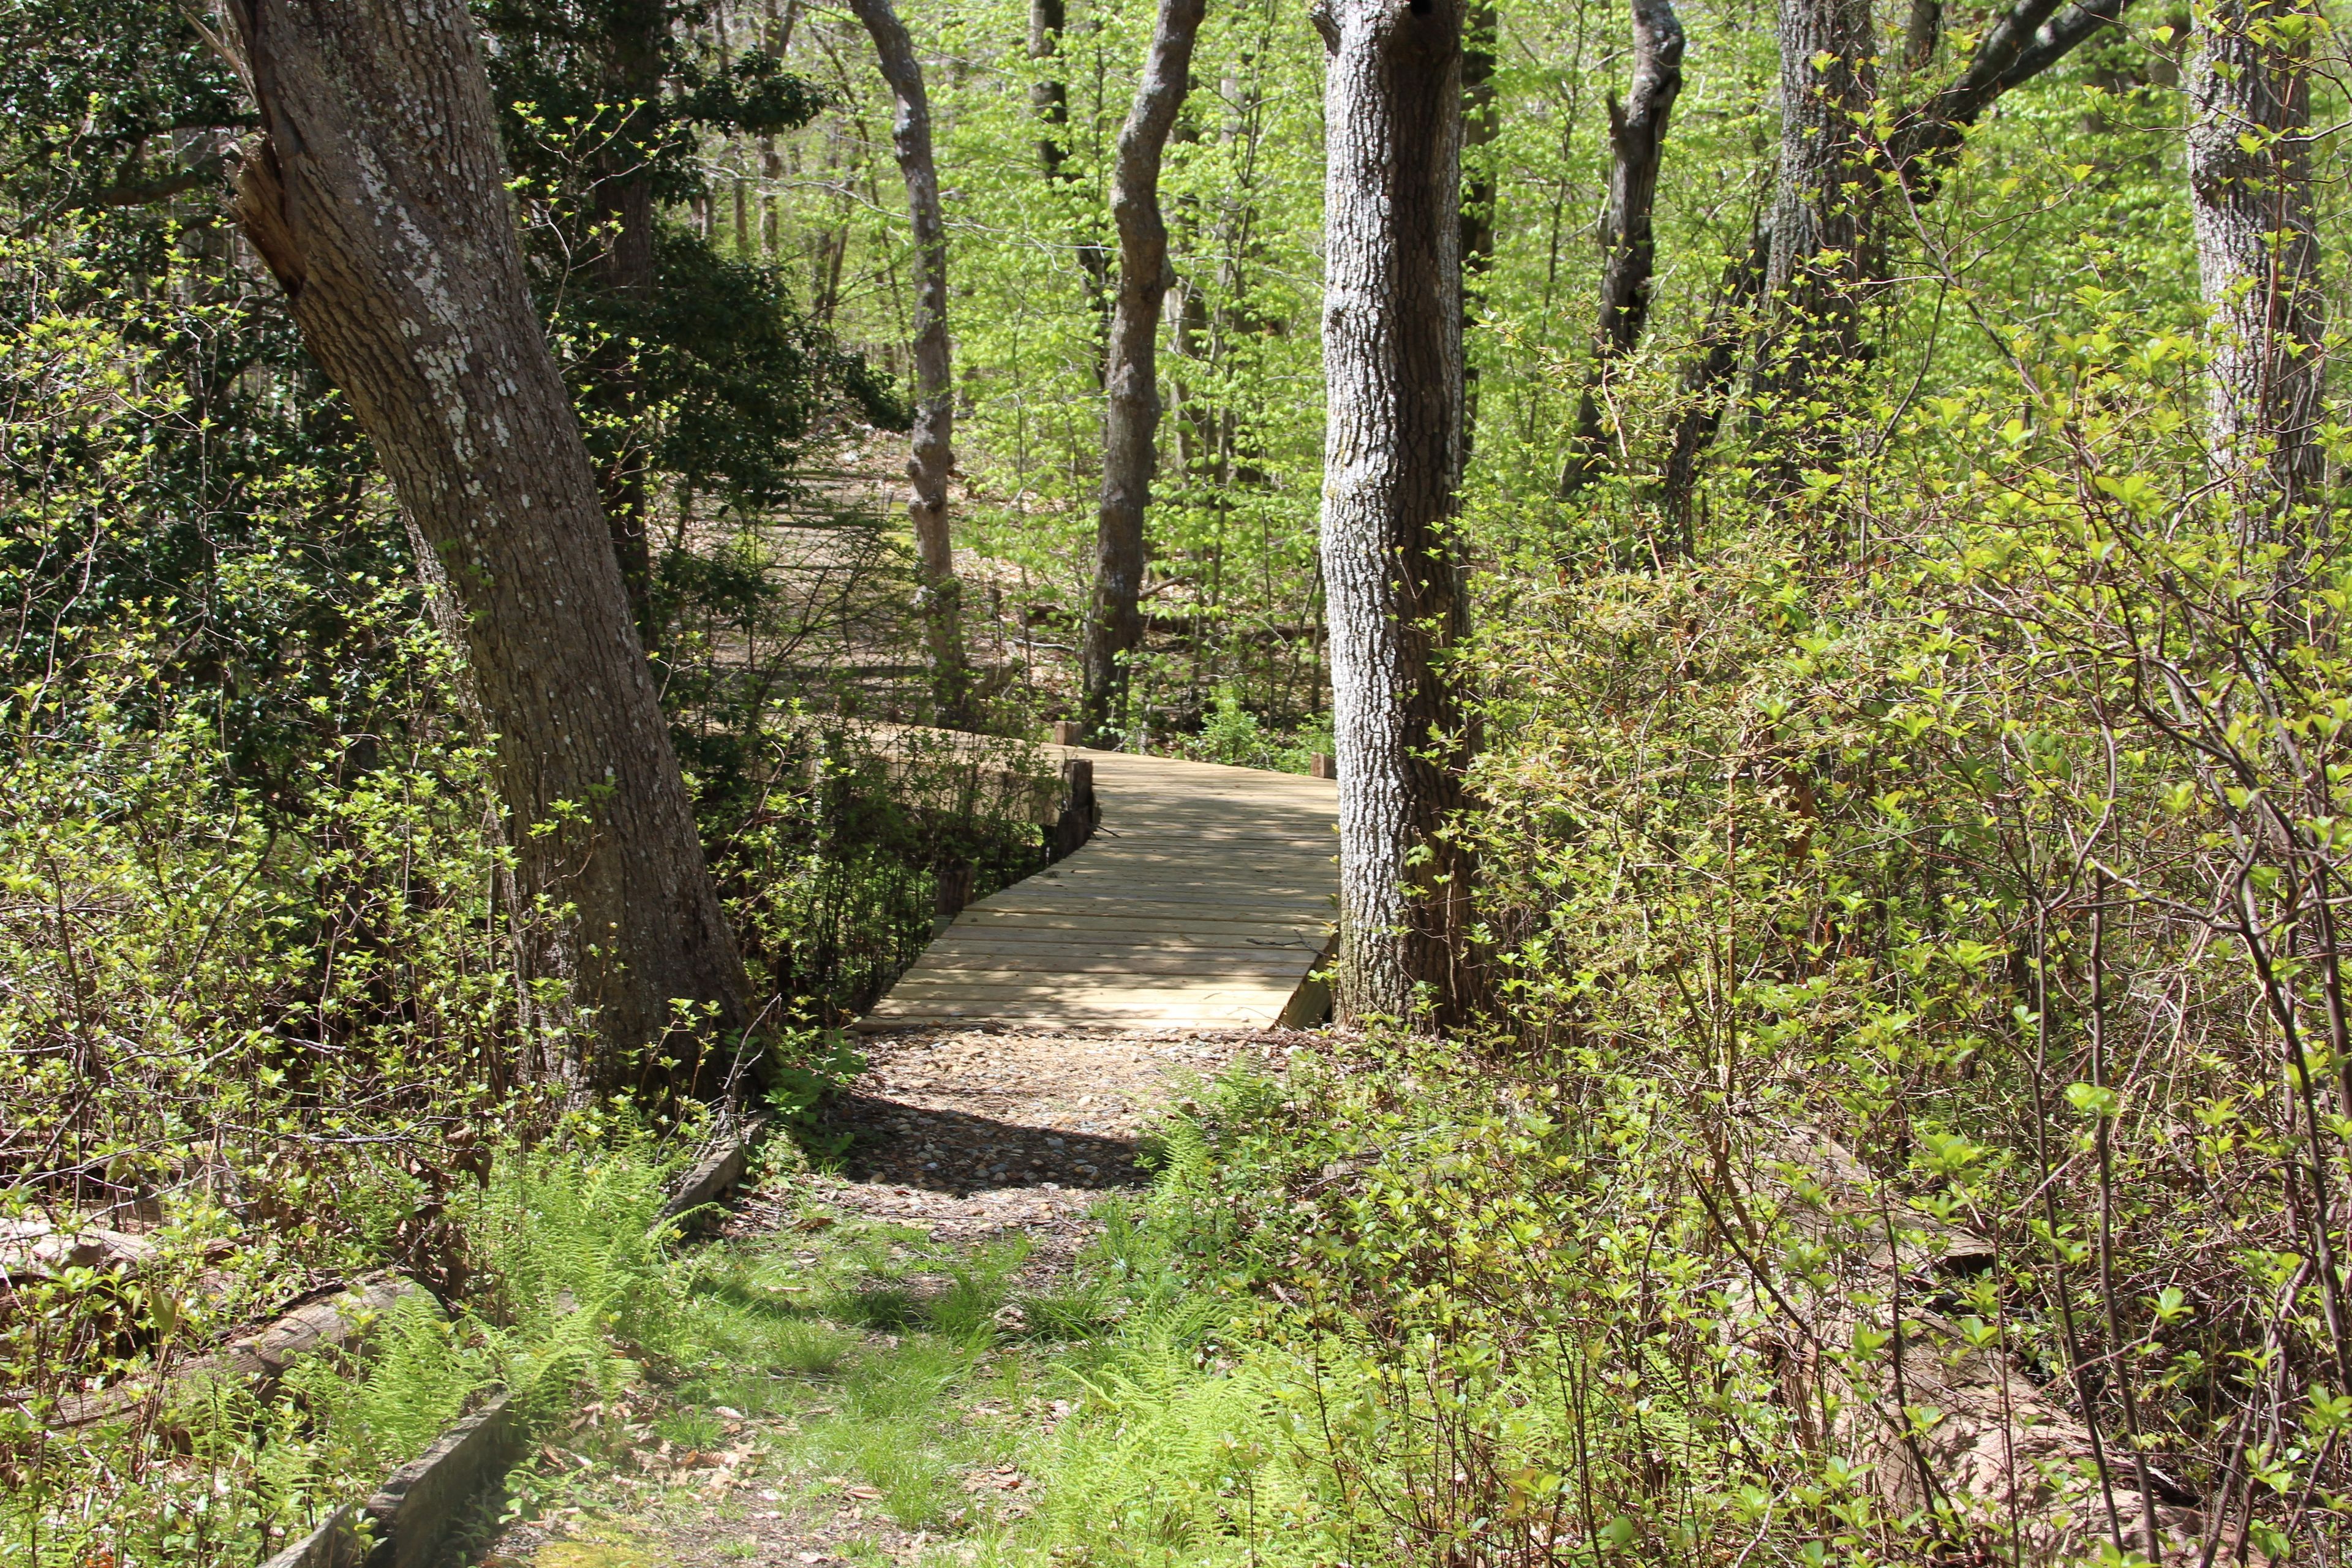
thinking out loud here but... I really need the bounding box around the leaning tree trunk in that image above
[1664,0,2130,533]
[2187,0,2326,548]
[222,0,750,1093]
[1080,0,1209,742]
[1313,0,1482,1028]
[847,0,970,720]
[1560,0,1685,497]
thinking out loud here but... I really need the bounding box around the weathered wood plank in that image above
[908,953,1313,975]
[861,742,1335,1033]
[949,912,1329,936]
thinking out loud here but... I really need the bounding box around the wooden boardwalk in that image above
[858,747,1338,1033]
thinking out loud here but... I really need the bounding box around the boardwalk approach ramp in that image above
[859,746,1338,1033]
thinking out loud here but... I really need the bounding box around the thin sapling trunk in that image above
[1080,0,1208,741]
[847,0,972,720]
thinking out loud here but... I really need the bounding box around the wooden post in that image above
[932,860,976,930]
[1054,757,1099,860]
[1052,719,1084,745]
[1310,753,1336,780]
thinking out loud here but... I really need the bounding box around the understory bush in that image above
[1009,312,2352,1568]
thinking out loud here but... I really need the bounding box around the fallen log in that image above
[47,1273,427,1430]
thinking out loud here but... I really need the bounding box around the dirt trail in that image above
[793,1027,1251,1273]
[477,1024,1296,1568]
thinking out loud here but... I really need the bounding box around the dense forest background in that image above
[7,0,2352,1560]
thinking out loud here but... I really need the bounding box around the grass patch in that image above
[497,1174,1242,1561]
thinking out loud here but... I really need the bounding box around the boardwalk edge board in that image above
[654,1113,775,1233]
[257,1395,522,1568]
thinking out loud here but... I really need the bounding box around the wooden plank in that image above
[914,933,1325,955]
[1041,852,1331,868]
[865,1004,1287,1025]
[861,738,1337,1033]
[907,953,1314,975]
[880,975,1297,998]
[951,912,1330,936]
[1016,865,1330,882]
[892,957,1308,979]
[362,1393,524,1568]
[880,992,1298,1014]
[912,949,1319,967]
[961,892,1327,910]
[974,893,1332,916]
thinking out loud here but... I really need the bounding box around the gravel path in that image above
[797,1027,1258,1275]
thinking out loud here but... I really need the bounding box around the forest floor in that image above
[468,1024,1292,1568]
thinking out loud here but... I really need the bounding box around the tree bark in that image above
[1760,0,1875,457]
[2187,0,2326,547]
[222,0,750,1092]
[1458,0,1496,447]
[1887,0,2134,180]
[1030,0,1111,365]
[1080,0,1208,742]
[1458,1,1496,279]
[1662,0,2128,530]
[846,0,970,720]
[1029,0,1072,178]
[594,0,666,299]
[593,0,669,636]
[1903,0,1940,66]
[1560,0,1686,496]
[1312,0,1482,1029]
[759,0,798,256]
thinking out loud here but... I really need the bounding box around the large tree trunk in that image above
[2187,0,2326,548]
[847,0,970,720]
[1662,0,2128,534]
[1760,0,1875,473]
[1079,0,1208,742]
[1560,0,1685,497]
[223,0,750,1093]
[1313,0,1482,1029]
